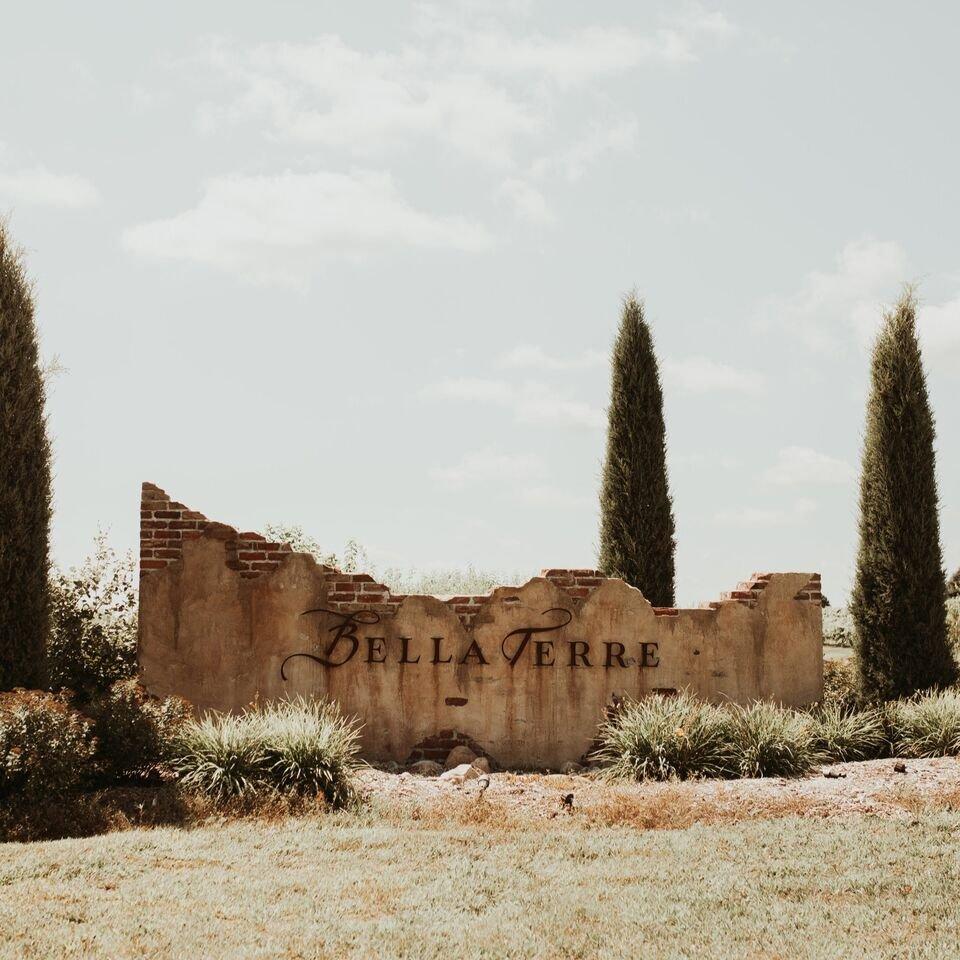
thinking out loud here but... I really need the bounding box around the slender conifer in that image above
[598,295,675,606]
[851,288,956,700]
[0,222,52,689]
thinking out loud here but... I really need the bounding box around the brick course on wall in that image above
[140,482,822,629]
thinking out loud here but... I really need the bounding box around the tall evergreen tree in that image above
[0,222,52,689]
[598,295,675,606]
[851,288,956,701]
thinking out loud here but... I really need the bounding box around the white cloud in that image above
[122,170,492,285]
[497,344,607,371]
[758,237,906,352]
[760,237,960,358]
[918,293,960,357]
[430,447,591,508]
[431,448,544,489]
[714,497,816,528]
[426,377,514,405]
[497,178,556,224]
[422,376,604,428]
[520,485,593,509]
[662,356,765,395]
[656,202,712,226]
[530,118,639,183]
[0,166,99,208]
[197,10,735,168]
[198,35,540,167]
[450,21,733,82]
[762,446,855,486]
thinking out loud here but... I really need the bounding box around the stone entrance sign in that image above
[138,483,823,768]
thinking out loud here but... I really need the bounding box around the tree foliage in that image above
[851,288,956,700]
[0,223,52,689]
[598,295,675,606]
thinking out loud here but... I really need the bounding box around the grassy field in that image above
[2,810,959,959]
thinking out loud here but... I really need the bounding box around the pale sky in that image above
[3,1,959,606]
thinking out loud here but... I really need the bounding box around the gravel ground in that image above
[357,757,960,822]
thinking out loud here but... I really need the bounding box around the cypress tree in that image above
[851,288,956,701]
[0,222,52,689]
[598,295,676,606]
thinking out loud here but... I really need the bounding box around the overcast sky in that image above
[3,1,959,605]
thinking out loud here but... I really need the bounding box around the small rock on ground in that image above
[409,760,443,777]
[444,746,477,769]
[440,763,481,784]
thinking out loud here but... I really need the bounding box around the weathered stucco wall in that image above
[139,483,823,769]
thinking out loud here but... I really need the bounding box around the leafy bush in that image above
[947,568,960,600]
[593,691,736,781]
[46,533,138,702]
[887,690,960,758]
[88,679,191,782]
[822,606,854,647]
[173,698,361,806]
[822,658,859,711]
[947,598,960,654]
[264,523,529,596]
[728,701,819,778]
[0,690,96,804]
[809,703,887,762]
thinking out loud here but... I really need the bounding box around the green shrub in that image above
[822,607,854,647]
[822,658,859,712]
[46,533,138,703]
[809,703,887,762]
[729,701,819,778]
[947,568,960,600]
[593,691,736,781]
[88,679,191,783]
[0,689,96,804]
[173,698,361,806]
[263,524,528,596]
[887,689,960,758]
[947,598,960,655]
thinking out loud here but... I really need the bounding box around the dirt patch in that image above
[357,757,960,828]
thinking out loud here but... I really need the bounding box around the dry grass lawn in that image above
[3,804,960,959]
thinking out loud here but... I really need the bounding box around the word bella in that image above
[280,607,660,679]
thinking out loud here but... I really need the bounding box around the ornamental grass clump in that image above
[261,697,361,807]
[173,711,269,802]
[593,691,737,781]
[886,689,960,758]
[809,702,888,763]
[728,701,820,778]
[173,698,361,806]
